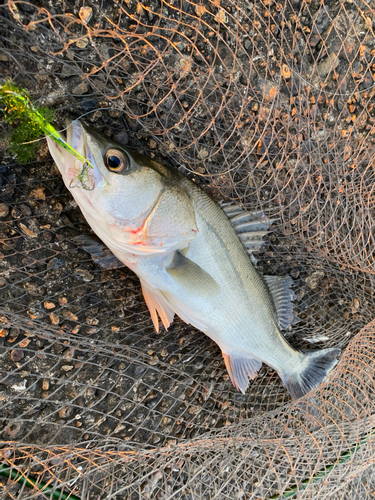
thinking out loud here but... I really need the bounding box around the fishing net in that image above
[1,0,375,497]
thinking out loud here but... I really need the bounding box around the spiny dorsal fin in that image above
[263,275,298,330]
[219,202,277,255]
[167,251,220,296]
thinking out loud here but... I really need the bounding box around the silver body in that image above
[47,121,340,398]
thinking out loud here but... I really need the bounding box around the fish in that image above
[47,119,340,400]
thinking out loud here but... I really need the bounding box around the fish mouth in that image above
[47,119,106,191]
[66,119,106,191]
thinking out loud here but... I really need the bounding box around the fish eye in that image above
[105,149,129,172]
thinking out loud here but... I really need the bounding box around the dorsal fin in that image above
[263,275,298,330]
[219,202,277,258]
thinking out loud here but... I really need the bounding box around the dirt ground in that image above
[1,0,375,498]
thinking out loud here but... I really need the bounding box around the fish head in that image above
[47,120,197,254]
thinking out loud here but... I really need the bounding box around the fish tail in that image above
[280,347,341,400]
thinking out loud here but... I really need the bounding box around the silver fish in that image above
[47,120,340,400]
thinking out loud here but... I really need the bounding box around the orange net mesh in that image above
[1,0,375,497]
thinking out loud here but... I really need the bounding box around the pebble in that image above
[63,310,79,321]
[79,6,93,24]
[305,271,325,289]
[60,64,74,77]
[43,301,56,310]
[45,91,65,106]
[42,379,49,391]
[114,131,129,145]
[61,365,74,372]
[3,422,22,438]
[20,203,32,216]
[29,186,46,200]
[75,268,94,282]
[76,38,89,49]
[19,223,37,238]
[49,312,60,325]
[80,99,96,111]
[72,81,89,95]
[18,339,30,348]
[0,203,9,217]
[11,349,24,362]
[198,148,209,159]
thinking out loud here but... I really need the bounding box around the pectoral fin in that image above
[167,251,220,296]
[222,352,262,394]
[73,235,124,269]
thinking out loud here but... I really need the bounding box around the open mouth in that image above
[65,120,106,191]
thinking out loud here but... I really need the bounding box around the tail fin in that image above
[280,347,340,400]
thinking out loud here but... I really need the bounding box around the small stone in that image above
[89,109,102,122]
[50,312,60,325]
[80,99,96,111]
[63,347,75,359]
[59,297,68,305]
[149,140,157,149]
[61,365,73,372]
[42,379,49,391]
[11,349,24,362]
[86,317,99,325]
[198,148,209,159]
[305,271,324,289]
[0,55,8,62]
[114,131,128,145]
[43,301,56,310]
[45,91,65,106]
[8,328,19,342]
[63,310,79,321]
[75,268,94,282]
[79,6,93,24]
[76,38,89,48]
[72,81,89,95]
[29,186,46,200]
[59,407,73,418]
[20,204,32,215]
[0,203,9,217]
[4,422,22,438]
[53,202,64,212]
[18,339,30,348]
[19,223,37,238]
[61,64,78,78]
[109,109,121,118]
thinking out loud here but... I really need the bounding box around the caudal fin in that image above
[280,347,340,400]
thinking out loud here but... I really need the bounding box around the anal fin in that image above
[222,352,262,394]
